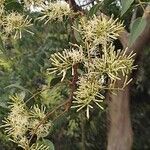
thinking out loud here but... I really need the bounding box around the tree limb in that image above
[107,5,150,150]
[65,0,82,12]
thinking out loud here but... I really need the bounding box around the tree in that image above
[0,0,150,150]
[107,3,150,150]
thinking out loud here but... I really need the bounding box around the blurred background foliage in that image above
[0,0,150,149]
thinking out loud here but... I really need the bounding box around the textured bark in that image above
[107,82,133,150]
[107,6,150,150]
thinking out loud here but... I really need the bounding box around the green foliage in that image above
[0,0,149,150]
[121,0,134,16]
[129,17,147,45]
[0,1,70,149]
[1,94,52,149]
[88,2,102,17]
[5,0,24,12]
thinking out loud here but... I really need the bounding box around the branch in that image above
[130,7,138,30]
[65,0,82,12]
[29,64,78,144]
[118,30,129,49]
[65,64,78,110]
[25,81,68,104]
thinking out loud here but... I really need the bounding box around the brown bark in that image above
[107,6,150,150]
[107,85,133,150]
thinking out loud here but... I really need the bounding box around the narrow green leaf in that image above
[88,2,102,17]
[121,0,134,16]
[50,76,62,87]
[129,17,146,45]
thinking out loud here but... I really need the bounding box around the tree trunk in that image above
[107,85,133,150]
[107,6,150,150]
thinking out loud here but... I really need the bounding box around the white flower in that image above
[4,12,32,38]
[72,75,104,118]
[24,0,45,7]
[48,46,84,81]
[39,1,71,23]
[76,15,124,46]
[1,95,29,147]
[30,105,52,138]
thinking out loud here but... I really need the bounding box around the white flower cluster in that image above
[72,75,105,118]
[48,46,84,81]
[24,0,45,7]
[49,14,135,118]
[2,95,29,148]
[4,12,32,38]
[39,1,72,23]
[0,10,33,39]
[30,105,51,138]
[1,94,52,149]
[87,44,136,81]
[76,15,124,48]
